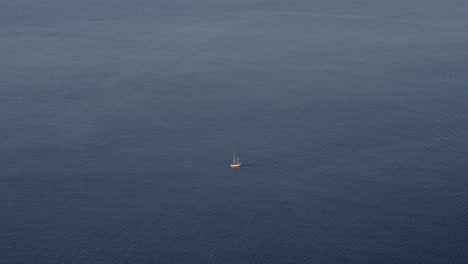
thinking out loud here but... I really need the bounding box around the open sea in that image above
[1,0,467,263]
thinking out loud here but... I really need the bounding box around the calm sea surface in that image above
[1,0,467,263]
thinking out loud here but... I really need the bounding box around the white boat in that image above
[230,153,241,168]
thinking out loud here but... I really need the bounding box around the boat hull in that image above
[230,163,241,168]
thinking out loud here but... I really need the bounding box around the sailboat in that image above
[230,153,241,168]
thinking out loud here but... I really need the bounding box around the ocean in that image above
[1,0,467,263]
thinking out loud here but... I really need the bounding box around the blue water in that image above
[1,0,468,263]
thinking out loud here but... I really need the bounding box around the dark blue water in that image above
[1,0,468,263]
